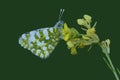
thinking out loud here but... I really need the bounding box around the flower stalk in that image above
[100,39,120,80]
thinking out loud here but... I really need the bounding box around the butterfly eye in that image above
[54,20,64,28]
[58,23,63,27]
[58,21,64,27]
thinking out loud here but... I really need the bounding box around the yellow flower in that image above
[100,39,111,54]
[83,15,92,23]
[79,40,85,48]
[71,47,77,55]
[105,39,110,54]
[67,40,77,55]
[66,38,81,55]
[82,35,90,40]
[62,23,71,41]
[67,40,74,48]
[106,39,110,46]
[77,19,86,25]
[86,27,96,35]
[79,43,85,48]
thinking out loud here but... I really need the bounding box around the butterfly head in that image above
[54,9,65,28]
[54,20,64,28]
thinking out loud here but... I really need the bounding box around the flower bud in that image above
[84,15,92,23]
[77,19,85,25]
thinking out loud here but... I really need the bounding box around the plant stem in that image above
[105,53,120,80]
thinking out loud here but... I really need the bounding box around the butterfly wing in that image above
[19,27,61,59]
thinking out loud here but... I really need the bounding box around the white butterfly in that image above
[19,9,65,59]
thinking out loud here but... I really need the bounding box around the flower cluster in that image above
[62,14,119,80]
[62,23,81,55]
[62,15,100,55]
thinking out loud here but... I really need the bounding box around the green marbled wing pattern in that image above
[19,27,61,59]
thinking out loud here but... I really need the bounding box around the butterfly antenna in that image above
[58,9,65,21]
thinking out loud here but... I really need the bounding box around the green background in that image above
[1,0,120,80]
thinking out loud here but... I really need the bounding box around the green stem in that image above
[105,53,120,80]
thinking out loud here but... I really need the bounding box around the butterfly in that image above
[18,9,65,59]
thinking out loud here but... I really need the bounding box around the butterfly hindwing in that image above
[19,27,61,59]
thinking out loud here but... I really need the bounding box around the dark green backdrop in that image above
[1,0,120,80]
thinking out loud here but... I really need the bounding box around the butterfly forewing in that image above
[19,27,61,59]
